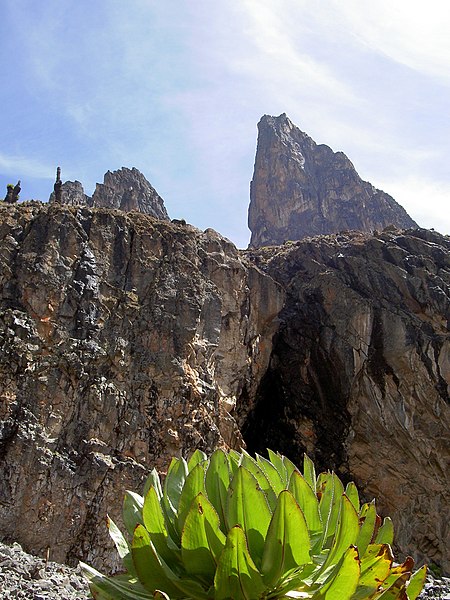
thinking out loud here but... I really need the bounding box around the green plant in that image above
[81,449,427,599]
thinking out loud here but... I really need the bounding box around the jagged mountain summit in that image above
[248,114,418,247]
[49,166,169,219]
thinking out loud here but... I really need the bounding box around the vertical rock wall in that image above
[0,203,283,569]
[242,228,450,572]
[248,114,417,247]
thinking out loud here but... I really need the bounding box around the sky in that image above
[1,0,449,248]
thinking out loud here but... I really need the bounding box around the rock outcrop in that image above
[0,196,448,574]
[242,228,450,572]
[48,168,169,220]
[0,202,283,569]
[91,167,169,218]
[248,114,418,247]
[49,180,90,206]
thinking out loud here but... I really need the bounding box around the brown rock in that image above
[248,114,418,247]
[0,203,283,569]
[243,227,450,571]
[49,180,90,206]
[91,167,169,218]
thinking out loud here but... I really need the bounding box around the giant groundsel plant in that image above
[81,449,426,599]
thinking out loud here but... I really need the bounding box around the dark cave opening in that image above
[240,329,352,479]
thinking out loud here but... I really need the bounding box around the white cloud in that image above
[0,153,53,180]
[328,0,450,83]
[233,0,360,105]
[376,176,450,235]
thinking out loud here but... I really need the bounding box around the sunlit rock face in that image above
[241,227,450,572]
[49,180,91,206]
[91,167,170,218]
[50,167,170,218]
[0,203,283,569]
[248,114,418,247]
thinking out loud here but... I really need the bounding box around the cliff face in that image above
[0,202,283,569]
[243,228,450,571]
[248,114,418,247]
[0,204,448,574]
[91,167,169,218]
[49,167,169,219]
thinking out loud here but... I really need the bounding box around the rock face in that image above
[0,202,283,569]
[248,114,418,247]
[242,228,450,572]
[91,167,169,218]
[49,180,90,206]
[0,200,448,576]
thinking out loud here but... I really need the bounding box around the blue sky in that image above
[1,0,449,248]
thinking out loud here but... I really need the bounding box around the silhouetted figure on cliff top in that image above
[54,167,62,203]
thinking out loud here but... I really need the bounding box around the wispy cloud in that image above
[328,0,450,84]
[376,176,450,235]
[0,152,53,180]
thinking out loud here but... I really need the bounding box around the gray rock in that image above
[0,202,283,570]
[248,113,418,247]
[91,166,169,218]
[243,227,450,573]
[49,180,90,206]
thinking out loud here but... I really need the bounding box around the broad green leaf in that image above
[131,524,183,597]
[240,451,277,510]
[303,454,317,491]
[406,565,427,600]
[143,487,176,565]
[153,592,171,599]
[181,492,226,581]
[375,573,409,599]
[132,525,210,599]
[226,465,272,564]
[356,502,377,557]
[107,516,136,576]
[80,563,151,600]
[312,546,360,600]
[187,449,207,472]
[351,544,393,599]
[380,557,414,591]
[319,495,359,576]
[289,470,322,536]
[177,462,206,532]
[317,473,343,548]
[205,449,231,531]
[267,449,290,486]
[123,491,144,536]
[214,525,266,600]
[162,458,188,545]
[228,449,241,467]
[143,468,163,500]
[345,482,360,512]
[375,517,394,545]
[261,490,311,587]
[256,453,285,495]
[282,454,301,482]
[163,457,188,513]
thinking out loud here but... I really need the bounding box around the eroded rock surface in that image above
[91,167,169,218]
[0,202,283,569]
[49,180,90,206]
[242,228,450,572]
[248,114,418,247]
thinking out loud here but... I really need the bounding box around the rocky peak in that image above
[248,114,418,247]
[49,180,90,206]
[91,167,169,219]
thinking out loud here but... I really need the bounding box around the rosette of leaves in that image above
[81,449,426,599]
